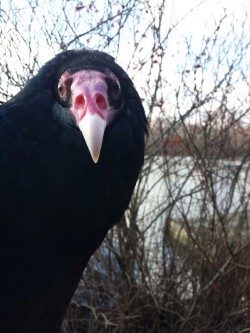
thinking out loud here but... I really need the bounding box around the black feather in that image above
[0,49,147,333]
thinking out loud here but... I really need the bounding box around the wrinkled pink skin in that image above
[69,71,109,122]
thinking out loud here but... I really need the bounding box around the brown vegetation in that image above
[1,0,250,332]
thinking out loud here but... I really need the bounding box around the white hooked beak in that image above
[78,112,106,163]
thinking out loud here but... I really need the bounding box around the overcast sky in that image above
[1,0,249,116]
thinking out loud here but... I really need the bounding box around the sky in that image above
[0,0,249,121]
[2,0,248,62]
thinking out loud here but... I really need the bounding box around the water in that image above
[136,156,250,269]
[139,156,250,221]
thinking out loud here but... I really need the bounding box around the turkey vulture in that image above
[0,49,147,333]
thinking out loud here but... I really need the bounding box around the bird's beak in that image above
[78,113,106,163]
[70,70,109,163]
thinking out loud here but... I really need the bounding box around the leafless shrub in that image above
[1,0,250,332]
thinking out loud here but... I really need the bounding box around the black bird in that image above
[0,49,147,333]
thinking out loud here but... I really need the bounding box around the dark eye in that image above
[112,80,121,99]
[58,80,66,99]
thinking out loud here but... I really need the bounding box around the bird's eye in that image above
[58,81,66,98]
[112,80,121,99]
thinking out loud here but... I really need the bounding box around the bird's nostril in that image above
[96,93,107,110]
[74,95,85,109]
